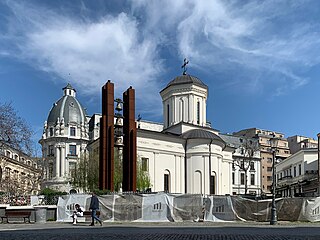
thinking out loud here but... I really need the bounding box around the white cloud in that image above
[2,0,320,113]
[3,1,163,116]
[133,0,318,95]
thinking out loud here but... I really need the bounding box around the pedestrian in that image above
[89,192,102,226]
[72,203,84,225]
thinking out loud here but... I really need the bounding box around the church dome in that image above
[163,74,208,91]
[182,129,226,148]
[47,84,87,125]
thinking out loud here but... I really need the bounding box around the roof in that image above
[161,74,208,93]
[63,83,76,91]
[181,129,226,148]
[47,95,87,125]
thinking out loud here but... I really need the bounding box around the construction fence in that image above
[56,193,320,222]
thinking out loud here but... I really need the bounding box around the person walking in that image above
[89,192,102,226]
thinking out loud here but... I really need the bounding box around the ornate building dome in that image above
[47,83,87,125]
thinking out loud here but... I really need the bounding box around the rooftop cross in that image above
[181,58,189,75]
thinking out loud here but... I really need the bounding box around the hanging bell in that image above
[115,117,123,127]
[114,136,124,147]
[115,102,122,111]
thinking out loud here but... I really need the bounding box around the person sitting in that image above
[72,204,84,225]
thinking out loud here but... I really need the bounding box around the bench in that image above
[1,210,32,223]
[76,211,100,223]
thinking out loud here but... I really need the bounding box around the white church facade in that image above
[39,73,261,195]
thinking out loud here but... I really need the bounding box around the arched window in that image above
[194,170,202,194]
[167,104,170,126]
[179,98,184,122]
[210,171,216,195]
[164,169,170,192]
[197,101,200,124]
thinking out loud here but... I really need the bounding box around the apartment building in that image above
[287,135,318,154]
[234,128,290,194]
[0,143,42,196]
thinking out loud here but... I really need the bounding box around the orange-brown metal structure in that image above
[122,86,137,191]
[99,80,114,191]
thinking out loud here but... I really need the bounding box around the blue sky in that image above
[1,0,320,154]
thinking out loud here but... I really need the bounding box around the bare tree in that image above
[71,150,99,192]
[233,137,260,195]
[0,102,33,155]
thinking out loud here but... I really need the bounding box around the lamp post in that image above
[270,133,279,225]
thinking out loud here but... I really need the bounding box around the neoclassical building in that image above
[0,143,41,197]
[39,84,90,192]
[40,74,261,195]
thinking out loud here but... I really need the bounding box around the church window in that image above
[141,158,148,172]
[164,170,170,192]
[232,172,235,184]
[298,164,301,175]
[49,127,54,137]
[167,104,170,125]
[48,145,54,156]
[179,98,184,122]
[197,101,200,124]
[69,145,77,156]
[210,175,215,194]
[240,173,245,185]
[70,127,76,137]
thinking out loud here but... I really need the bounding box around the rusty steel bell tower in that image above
[99,81,137,192]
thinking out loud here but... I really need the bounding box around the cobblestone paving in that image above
[1,226,320,240]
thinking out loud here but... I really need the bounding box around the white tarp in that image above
[135,193,173,222]
[55,194,320,222]
[56,194,91,222]
[299,198,320,222]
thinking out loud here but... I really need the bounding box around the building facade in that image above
[0,143,41,197]
[39,84,90,192]
[287,135,318,154]
[220,134,261,195]
[276,148,318,197]
[233,128,290,194]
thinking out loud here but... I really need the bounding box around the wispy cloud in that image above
[1,0,163,116]
[1,0,320,112]
[133,0,319,95]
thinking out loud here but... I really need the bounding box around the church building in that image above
[39,71,261,195]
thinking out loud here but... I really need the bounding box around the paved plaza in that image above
[0,222,320,239]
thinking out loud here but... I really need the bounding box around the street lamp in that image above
[270,133,279,225]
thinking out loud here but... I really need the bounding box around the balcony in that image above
[277,175,293,186]
[277,171,318,187]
